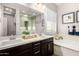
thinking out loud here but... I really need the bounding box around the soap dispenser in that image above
[68,26,70,34]
[72,26,76,35]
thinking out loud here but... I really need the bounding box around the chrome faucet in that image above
[54,35,63,40]
[58,36,63,40]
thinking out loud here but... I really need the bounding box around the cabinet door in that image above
[47,42,53,55]
[41,43,48,56]
[41,40,48,56]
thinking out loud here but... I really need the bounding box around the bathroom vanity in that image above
[0,35,53,56]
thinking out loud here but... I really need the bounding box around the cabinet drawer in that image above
[0,48,12,56]
[17,43,32,50]
[33,46,40,52]
[32,41,40,47]
[33,45,40,50]
[41,39,48,44]
[33,50,40,56]
[11,43,32,53]
[0,51,10,56]
[16,50,32,56]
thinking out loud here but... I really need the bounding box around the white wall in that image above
[58,3,79,34]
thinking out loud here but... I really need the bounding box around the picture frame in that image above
[76,11,79,22]
[62,12,75,24]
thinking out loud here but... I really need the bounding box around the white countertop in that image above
[54,34,79,51]
[0,35,53,50]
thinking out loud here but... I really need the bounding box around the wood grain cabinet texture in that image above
[0,37,53,56]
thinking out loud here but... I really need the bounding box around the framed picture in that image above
[62,12,75,24]
[76,11,79,22]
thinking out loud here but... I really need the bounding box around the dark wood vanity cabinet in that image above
[32,41,41,56]
[14,44,32,56]
[40,40,48,56]
[0,37,53,56]
[0,43,32,56]
[47,41,54,55]
[40,38,53,56]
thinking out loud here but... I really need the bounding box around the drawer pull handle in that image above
[34,51,40,54]
[34,43,40,46]
[33,47,40,50]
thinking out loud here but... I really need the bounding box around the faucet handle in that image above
[59,36,63,40]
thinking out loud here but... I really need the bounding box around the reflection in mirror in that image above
[0,3,42,37]
[3,6,16,36]
[20,12,36,35]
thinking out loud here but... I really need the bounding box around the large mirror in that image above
[0,3,42,37]
[0,3,57,37]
